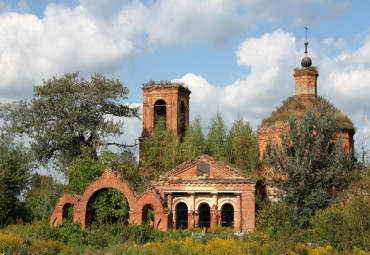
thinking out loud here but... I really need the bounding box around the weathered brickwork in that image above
[141,83,191,138]
[294,68,318,98]
[50,156,257,232]
[258,67,355,160]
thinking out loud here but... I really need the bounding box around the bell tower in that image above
[139,81,191,155]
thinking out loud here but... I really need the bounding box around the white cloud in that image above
[0,0,352,100]
[174,29,370,138]
[175,30,300,129]
[147,0,246,47]
[0,3,147,99]
[145,0,350,47]
[350,39,370,67]
[323,37,346,49]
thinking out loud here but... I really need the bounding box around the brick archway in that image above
[73,168,137,228]
[50,194,79,227]
[135,191,168,230]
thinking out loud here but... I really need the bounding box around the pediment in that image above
[164,155,248,179]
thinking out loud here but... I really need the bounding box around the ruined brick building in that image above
[51,38,354,232]
[258,39,355,159]
[51,81,257,232]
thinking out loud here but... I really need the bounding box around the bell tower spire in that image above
[294,25,318,98]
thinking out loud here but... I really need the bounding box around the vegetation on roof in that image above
[142,80,190,91]
[261,96,354,129]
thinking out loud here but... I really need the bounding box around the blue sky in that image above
[1,0,370,162]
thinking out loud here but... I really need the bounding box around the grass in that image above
[261,96,354,128]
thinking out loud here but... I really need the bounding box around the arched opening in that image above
[179,101,186,136]
[198,203,210,228]
[290,147,296,157]
[86,188,130,226]
[154,99,167,127]
[142,204,155,227]
[328,143,335,155]
[221,203,234,228]
[62,204,74,221]
[175,202,188,230]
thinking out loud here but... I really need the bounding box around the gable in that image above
[165,154,247,179]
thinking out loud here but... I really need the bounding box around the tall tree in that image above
[206,112,227,161]
[180,115,206,161]
[268,102,353,224]
[226,116,259,172]
[0,135,33,225]
[0,72,139,174]
[142,118,181,179]
[24,173,63,220]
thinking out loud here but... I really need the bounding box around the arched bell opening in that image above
[142,204,155,228]
[154,99,167,128]
[175,202,188,230]
[198,203,210,228]
[179,101,186,137]
[221,203,234,228]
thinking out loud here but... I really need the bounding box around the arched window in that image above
[142,204,154,227]
[154,99,167,127]
[221,203,234,228]
[290,147,296,157]
[198,203,210,228]
[176,202,188,229]
[328,143,335,155]
[62,204,74,221]
[179,101,186,135]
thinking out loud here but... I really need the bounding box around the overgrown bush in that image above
[309,194,370,251]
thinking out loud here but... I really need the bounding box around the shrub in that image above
[309,195,370,251]
[32,239,71,254]
[207,226,234,235]
[0,232,24,254]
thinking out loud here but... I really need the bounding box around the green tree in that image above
[0,135,33,225]
[24,173,63,220]
[309,190,370,251]
[91,189,130,226]
[226,116,259,172]
[0,72,139,174]
[180,115,206,161]
[268,102,353,225]
[206,112,227,161]
[142,118,181,178]
[65,150,142,194]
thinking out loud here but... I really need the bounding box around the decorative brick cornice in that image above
[162,154,255,182]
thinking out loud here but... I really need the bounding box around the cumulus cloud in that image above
[0,0,352,101]
[0,2,148,100]
[174,30,300,128]
[174,29,370,141]
[146,0,350,46]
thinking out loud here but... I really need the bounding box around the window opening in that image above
[176,202,188,229]
[198,203,210,228]
[221,203,234,227]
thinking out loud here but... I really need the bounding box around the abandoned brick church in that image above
[50,39,355,232]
